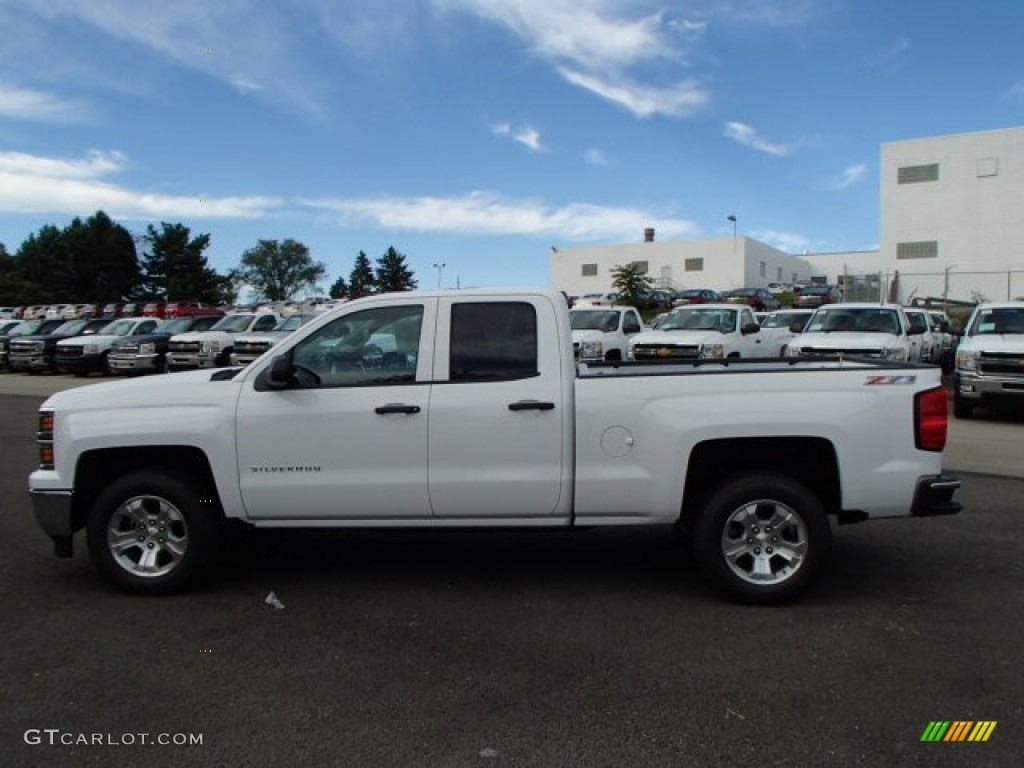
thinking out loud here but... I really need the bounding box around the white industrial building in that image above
[551,126,1024,305]
[550,229,814,297]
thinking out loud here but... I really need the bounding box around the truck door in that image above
[236,299,436,521]
[428,297,571,519]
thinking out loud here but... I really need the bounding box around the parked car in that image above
[0,307,17,319]
[628,303,764,360]
[0,318,66,369]
[792,284,843,309]
[108,315,223,375]
[55,317,164,376]
[574,292,620,307]
[953,301,1024,418]
[569,306,644,361]
[767,282,793,295]
[164,300,225,319]
[902,308,940,364]
[167,312,282,370]
[102,302,127,318]
[230,313,322,366]
[672,289,721,307]
[636,289,676,311]
[758,309,816,357]
[720,288,781,312]
[8,317,112,373]
[785,303,922,362]
[927,310,956,372]
[142,302,167,318]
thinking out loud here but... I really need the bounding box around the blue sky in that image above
[1,0,1023,294]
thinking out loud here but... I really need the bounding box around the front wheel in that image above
[86,470,220,595]
[692,472,831,604]
[953,395,974,419]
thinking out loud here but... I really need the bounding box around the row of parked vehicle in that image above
[571,284,845,313]
[570,302,958,371]
[0,310,323,377]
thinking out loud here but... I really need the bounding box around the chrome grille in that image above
[978,352,1024,377]
[56,345,83,357]
[235,341,272,355]
[633,344,701,359]
[169,341,200,353]
[800,347,882,357]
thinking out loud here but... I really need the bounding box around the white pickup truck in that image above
[166,312,282,371]
[953,301,1024,418]
[569,306,643,361]
[28,289,960,604]
[628,303,765,360]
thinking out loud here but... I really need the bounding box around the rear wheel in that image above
[692,472,831,604]
[86,470,220,595]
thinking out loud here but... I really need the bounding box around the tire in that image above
[692,472,831,604]
[86,470,220,595]
[953,395,974,419]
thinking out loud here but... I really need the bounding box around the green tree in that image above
[348,251,377,298]
[375,246,417,293]
[62,211,142,301]
[235,239,327,301]
[610,263,654,309]
[328,275,348,299]
[141,222,224,303]
[14,224,73,301]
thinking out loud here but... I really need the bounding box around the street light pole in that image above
[727,215,737,258]
[432,262,446,290]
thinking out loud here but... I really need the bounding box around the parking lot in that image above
[1,378,1023,767]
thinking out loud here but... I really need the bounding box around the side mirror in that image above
[263,354,295,390]
[741,322,761,335]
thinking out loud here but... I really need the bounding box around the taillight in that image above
[915,387,947,452]
[37,409,55,469]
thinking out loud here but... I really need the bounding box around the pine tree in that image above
[348,251,377,298]
[375,246,417,293]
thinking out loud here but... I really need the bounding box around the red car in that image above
[672,289,721,307]
[720,288,781,312]
[164,300,225,318]
[142,302,167,318]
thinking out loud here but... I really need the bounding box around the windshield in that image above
[804,308,901,334]
[570,310,619,332]
[276,314,312,331]
[762,312,810,330]
[102,319,137,336]
[53,319,89,335]
[969,307,1024,335]
[211,314,256,332]
[659,307,737,332]
[161,317,195,334]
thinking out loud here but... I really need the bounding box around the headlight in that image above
[0,341,6,352]
[580,341,603,358]
[955,349,978,371]
[139,342,156,354]
[881,347,908,361]
[785,346,802,357]
[83,344,99,355]
[626,345,636,361]
[700,344,724,359]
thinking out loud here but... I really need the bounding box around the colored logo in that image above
[920,721,996,742]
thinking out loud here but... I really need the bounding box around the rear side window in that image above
[450,302,538,382]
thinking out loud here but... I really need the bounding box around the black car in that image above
[672,289,721,306]
[720,288,781,312]
[793,284,843,308]
[0,318,67,370]
[8,317,113,373]
[107,314,222,375]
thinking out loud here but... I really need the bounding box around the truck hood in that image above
[631,330,725,346]
[960,334,1024,352]
[58,334,127,347]
[235,331,291,343]
[41,368,241,412]
[171,331,236,343]
[795,331,903,348]
[572,329,614,344]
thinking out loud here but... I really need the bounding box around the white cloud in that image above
[438,0,710,118]
[301,191,698,242]
[492,122,546,151]
[584,148,612,166]
[826,164,868,190]
[0,149,280,219]
[0,83,91,122]
[723,121,792,156]
[752,230,811,254]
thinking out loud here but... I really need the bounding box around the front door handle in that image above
[508,400,555,412]
[375,404,421,415]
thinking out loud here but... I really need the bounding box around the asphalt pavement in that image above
[1,377,1022,767]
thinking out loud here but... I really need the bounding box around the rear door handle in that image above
[508,400,555,412]
[375,404,421,415]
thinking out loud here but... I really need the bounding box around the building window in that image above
[684,258,703,272]
[581,263,598,277]
[977,158,999,177]
[898,164,939,184]
[776,267,783,282]
[897,241,938,260]
[759,261,766,278]
[631,260,649,274]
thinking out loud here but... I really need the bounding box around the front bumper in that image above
[55,353,105,374]
[29,489,76,557]
[909,474,962,517]
[108,353,162,373]
[955,371,1024,401]
[8,353,52,372]
[167,352,219,370]
[230,353,262,366]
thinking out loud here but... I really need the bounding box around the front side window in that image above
[290,305,424,387]
[450,302,537,382]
